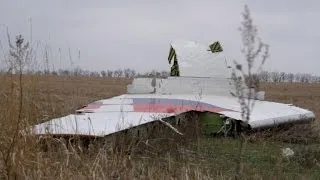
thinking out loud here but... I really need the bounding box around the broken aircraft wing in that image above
[33,93,315,137]
[31,40,316,137]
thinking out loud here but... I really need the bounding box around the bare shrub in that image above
[231,5,270,179]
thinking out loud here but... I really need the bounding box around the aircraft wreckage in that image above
[31,40,316,140]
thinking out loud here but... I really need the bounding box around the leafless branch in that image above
[232,5,270,179]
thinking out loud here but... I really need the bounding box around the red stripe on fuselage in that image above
[133,104,226,113]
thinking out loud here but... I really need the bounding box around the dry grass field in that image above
[0,74,319,179]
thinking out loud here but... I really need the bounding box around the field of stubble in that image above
[0,75,319,179]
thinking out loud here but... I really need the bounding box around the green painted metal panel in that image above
[200,112,224,135]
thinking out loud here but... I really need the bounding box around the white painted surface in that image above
[170,40,230,78]
[33,112,174,136]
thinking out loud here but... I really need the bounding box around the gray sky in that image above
[0,0,319,75]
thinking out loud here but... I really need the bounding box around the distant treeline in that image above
[0,68,169,79]
[0,68,319,84]
[258,71,320,84]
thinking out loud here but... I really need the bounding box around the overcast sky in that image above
[0,0,319,75]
